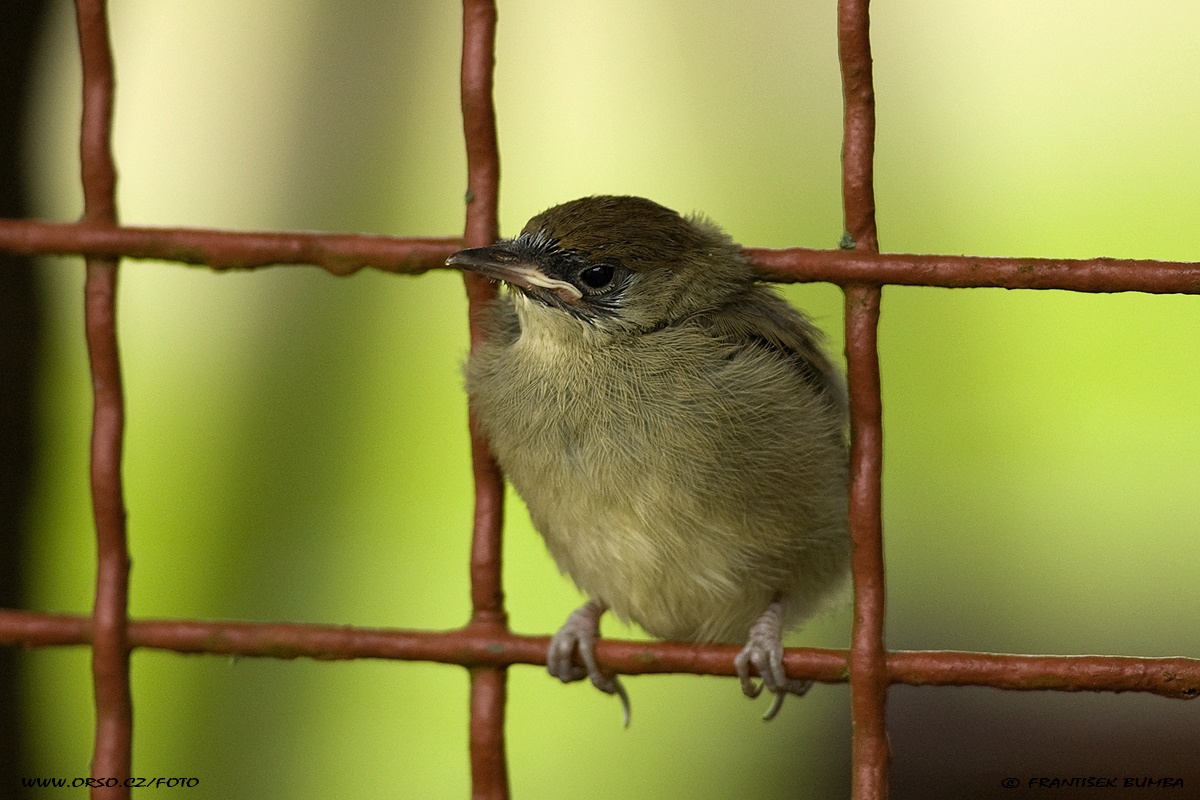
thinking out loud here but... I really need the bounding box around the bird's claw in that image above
[548,601,631,727]
[735,598,813,721]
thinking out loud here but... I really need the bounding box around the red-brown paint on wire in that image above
[4,218,1200,292]
[838,0,890,797]
[75,0,132,798]
[4,609,1198,700]
[459,1,509,798]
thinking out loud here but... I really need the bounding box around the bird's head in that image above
[447,196,753,335]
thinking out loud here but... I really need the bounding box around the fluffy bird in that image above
[448,196,849,723]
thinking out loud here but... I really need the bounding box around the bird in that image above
[447,195,849,724]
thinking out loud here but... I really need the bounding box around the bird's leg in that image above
[547,599,631,727]
[734,595,813,721]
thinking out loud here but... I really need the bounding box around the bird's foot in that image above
[547,600,631,727]
[734,597,812,721]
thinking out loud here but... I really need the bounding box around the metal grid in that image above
[1,1,1199,798]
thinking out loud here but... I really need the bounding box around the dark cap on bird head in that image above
[446,195,753,329]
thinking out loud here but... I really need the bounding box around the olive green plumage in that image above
[450,195,849,718]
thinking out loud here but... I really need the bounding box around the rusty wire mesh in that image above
[1,1,1199,799]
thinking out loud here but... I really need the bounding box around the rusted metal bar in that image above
[459,1,501,254]
[459,0,508,798]
[77,0,116,224]
[5,610,1197,700]
[4,218,1200,295]
[459,0,504,629]
[837,1,878,256]
[844,285,888,798]
[74,1,131,798]
[0,218,459,274]
[83,258,128,799]
[469,668,508,800]
[748,247,1200,294]
[838,0,888,797]
[887,651,1200,697]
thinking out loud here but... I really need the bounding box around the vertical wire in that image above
[74,1,132,798]
[843,285,887,798]
[459,1,509,798]
[461,0,504,621]
[836,0,889,797]
[837,0,878,254]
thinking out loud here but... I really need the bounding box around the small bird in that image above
[447,196,849,723]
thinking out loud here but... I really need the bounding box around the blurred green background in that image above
[16,0,1200,798]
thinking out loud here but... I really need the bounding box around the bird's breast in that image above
[465,320,849,642]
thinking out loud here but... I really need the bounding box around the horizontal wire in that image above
[2,609,1196,699]
[0,218,460,275]
[3,218,1198,293]
[749,247,1200,293]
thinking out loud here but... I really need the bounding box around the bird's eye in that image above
[579,264,615,289]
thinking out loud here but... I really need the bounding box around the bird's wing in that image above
[695,287,848,416]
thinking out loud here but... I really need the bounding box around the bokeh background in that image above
[9,0,1200,798]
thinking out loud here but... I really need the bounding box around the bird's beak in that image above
[447,244,583,303]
